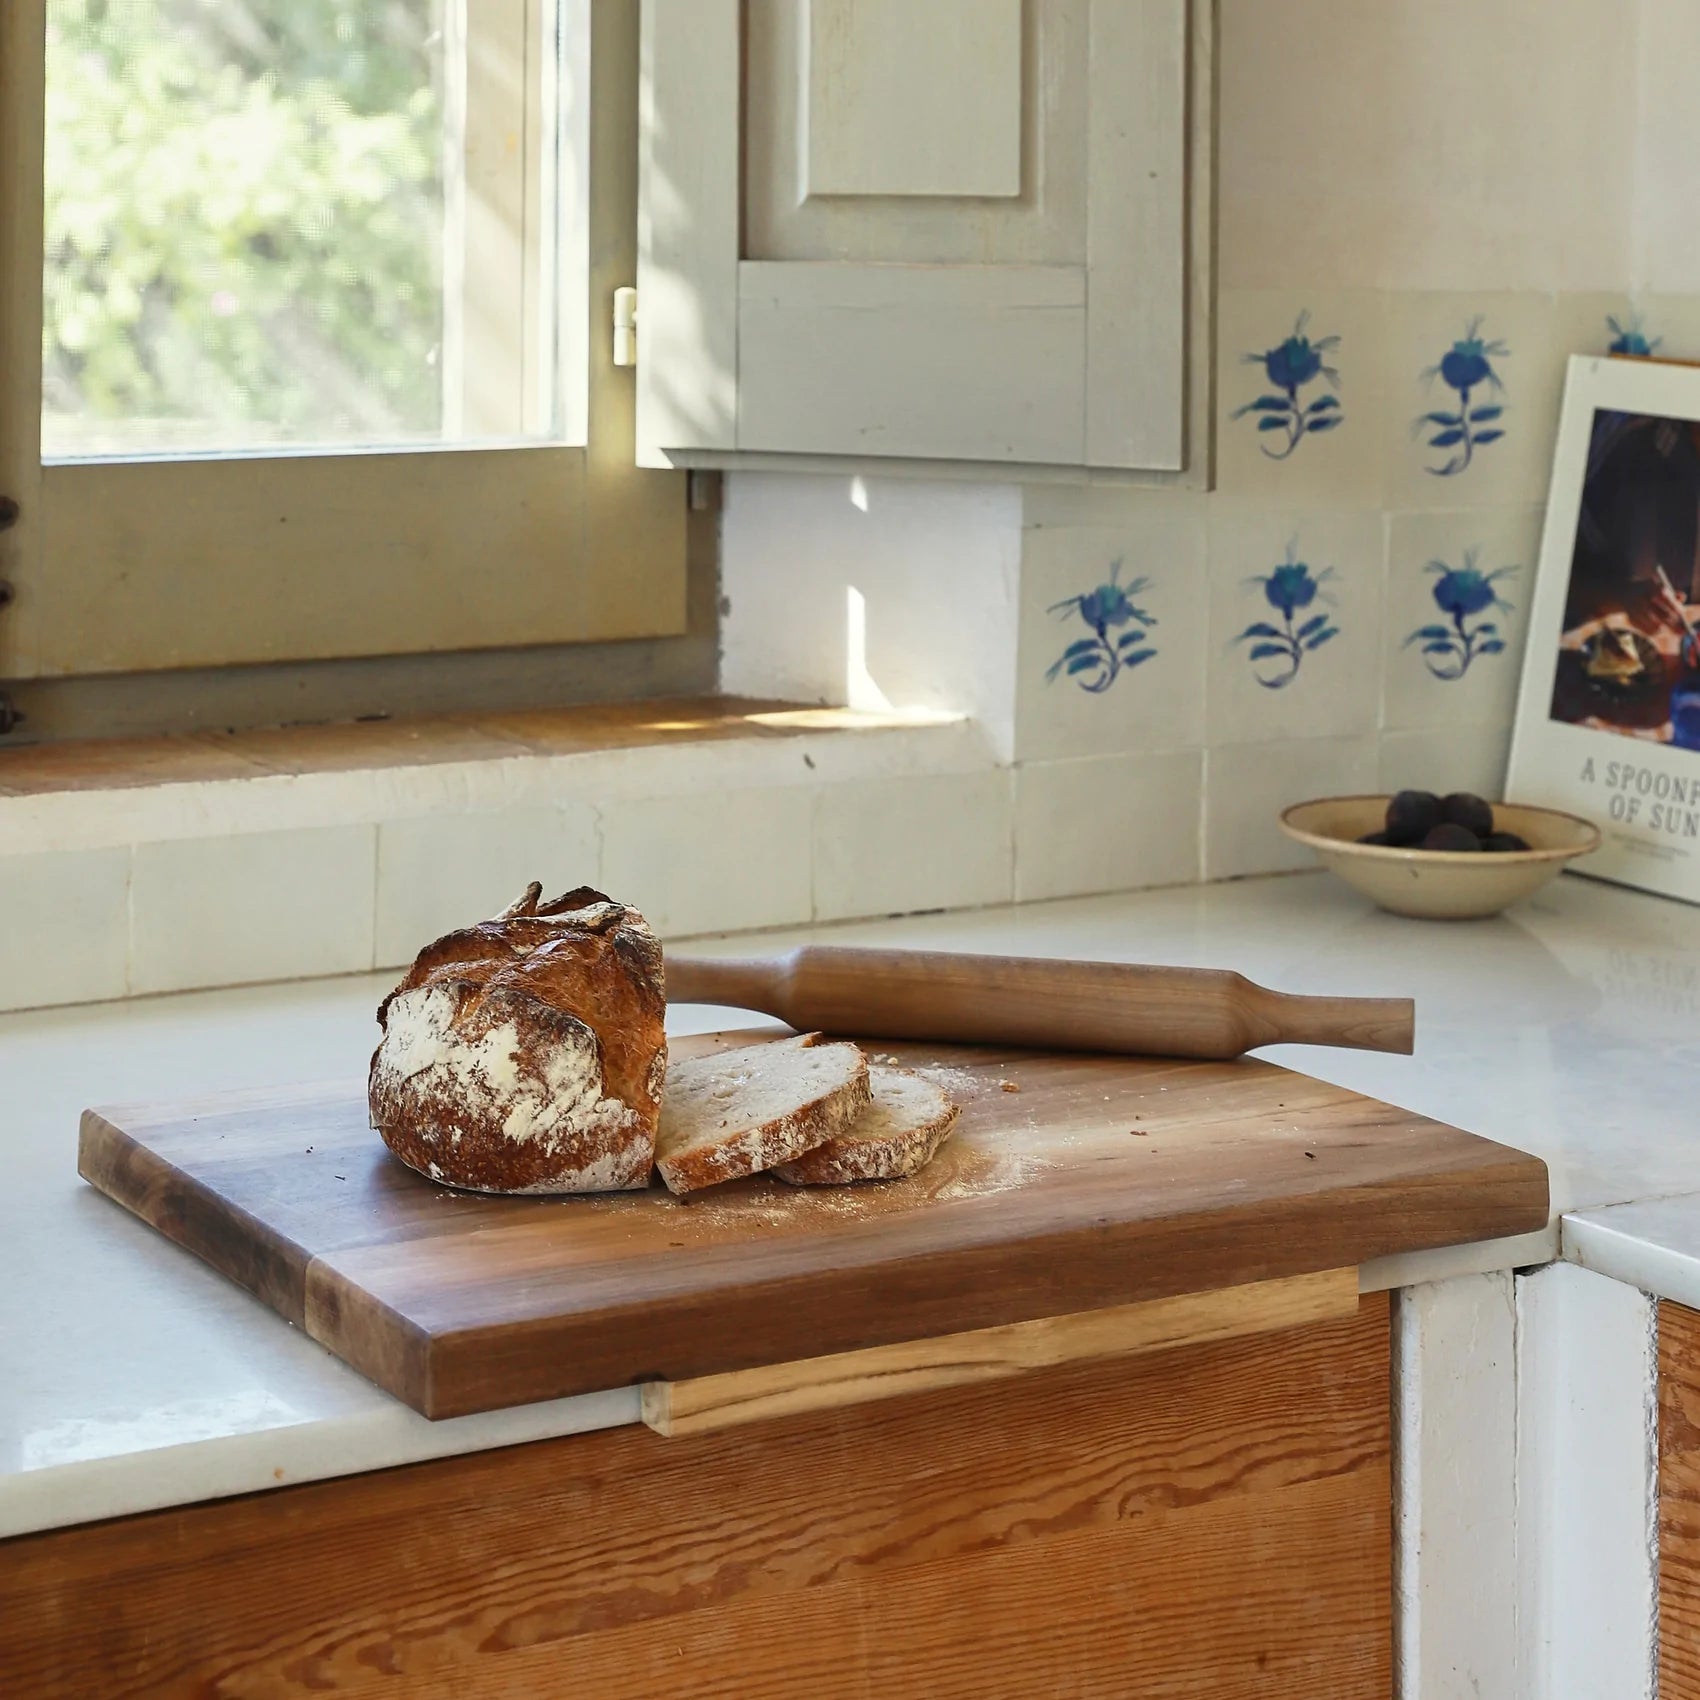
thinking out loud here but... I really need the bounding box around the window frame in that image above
[0,0,688,697]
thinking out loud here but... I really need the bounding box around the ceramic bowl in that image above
[1277,795,1602,920]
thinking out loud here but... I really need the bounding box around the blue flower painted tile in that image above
[1215,291,1386,507]
[1383,509,1540,733]
[1403,551,1517,680]
[1017,513,1207,763]
[1385,293,1557,510]
[1207,509,1384,746]
[1232,544,1340,690]
[1414,317,1509,477]
[1232,312,1342,461]
[1043,558,1158,694]
[1606,312,1662,357]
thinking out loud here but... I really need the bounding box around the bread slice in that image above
[774,1065,959,1185]
[656,1034,871,1196]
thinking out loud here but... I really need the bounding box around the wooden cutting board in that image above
[79,1031,1548,1419]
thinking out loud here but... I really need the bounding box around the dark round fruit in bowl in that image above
[1420,822,1484,853]
[1385,789,1443,844]
[1357,830,1391,845]
[1440,792,1495,838]
[1483,831,1532,853]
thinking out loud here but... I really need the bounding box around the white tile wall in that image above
[0,848,129,1012]
[130,827,377,996]
[1015,751,1202,902]
[374,805,601,968]
[1378,726,1514,805]
[1204,736,1379,881]
[813,770,1014,922]
[600,786,814,939]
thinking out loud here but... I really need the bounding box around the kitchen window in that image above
[0,0,692,741]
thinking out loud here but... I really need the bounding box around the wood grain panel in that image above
[79,1035,1547,1418]
[0,1294,1392,1700]
[642,1266,1359,1435]
[1662,1299,1700,1697]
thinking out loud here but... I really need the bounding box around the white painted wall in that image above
[719,473,1022,760]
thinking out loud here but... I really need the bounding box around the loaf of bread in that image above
[369,884,667,1193]
[655,1033,871,1196]
[773,1064,959,1185]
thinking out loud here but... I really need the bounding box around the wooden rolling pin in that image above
[665,947,1414,1060]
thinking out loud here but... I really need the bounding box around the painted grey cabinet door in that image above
[637,0,1201,476]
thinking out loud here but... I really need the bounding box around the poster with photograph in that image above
[1508,356,1700,903]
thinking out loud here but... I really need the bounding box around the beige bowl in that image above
[1278,795,1602,919]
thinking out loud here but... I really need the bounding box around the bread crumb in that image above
[999,1080,1021,1094]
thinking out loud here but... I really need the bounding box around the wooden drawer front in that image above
[1664,1300,1700,1697]
[0,1294,1391,1699]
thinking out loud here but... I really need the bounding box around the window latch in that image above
[613,287,637,368]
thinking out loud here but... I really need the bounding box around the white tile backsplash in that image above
[1204,736,1379,880]
[0,848,129,1012]
[599,786,814,939]
[375,805,601,968]
[129,827,377,995]
[1379,725,1514,805]
[814,770,1014,921]
[1017,516,1207,762]
[1015,752,1202,902]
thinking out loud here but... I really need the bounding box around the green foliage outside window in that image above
[44,0,445,449]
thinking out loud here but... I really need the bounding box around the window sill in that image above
[0,696,1009,1011]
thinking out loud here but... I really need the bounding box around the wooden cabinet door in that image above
[638,0,1204,476]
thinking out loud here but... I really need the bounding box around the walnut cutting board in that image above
[79,1032,1548,1419]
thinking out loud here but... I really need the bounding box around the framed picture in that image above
[1508,355,1700,904]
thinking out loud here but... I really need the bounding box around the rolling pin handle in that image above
[1241,983,1416,1056]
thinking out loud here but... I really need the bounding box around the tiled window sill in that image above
[0,696,1011,1011]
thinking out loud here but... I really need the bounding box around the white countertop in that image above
[9,867,1700,1541]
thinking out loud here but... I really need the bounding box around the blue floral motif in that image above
[1403,550,1517,680]
[1231,311,1342,460]
[1234,542,1339,690]
[1045,558,1158,694]
[1607,313,1662,357]
[1415,317,1508,476]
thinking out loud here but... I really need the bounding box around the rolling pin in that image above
[665,946,1414,1061]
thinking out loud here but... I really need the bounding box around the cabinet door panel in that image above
[640,0,1196,475]
[803,0,1023,199]
[737,262,1086,463]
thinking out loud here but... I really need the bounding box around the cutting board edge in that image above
[304,1257,437,1416]
[409,1153,1549,1420]
[79,1108,315,1328]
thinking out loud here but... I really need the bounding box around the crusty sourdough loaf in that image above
[774,1065,959,1185]
[369,884,666,1193]
[655,1033,871,1196]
